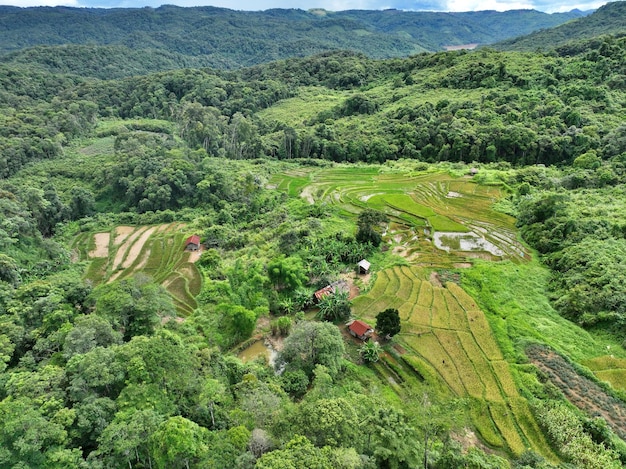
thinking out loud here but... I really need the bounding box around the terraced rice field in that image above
[74,223,201,315]
[352,265,556,459]
[582,356,626,392]
[271,166,529,263]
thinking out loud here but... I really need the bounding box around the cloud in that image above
[0,0,606,12]
[4,0,79,5]
[446,0,535,11]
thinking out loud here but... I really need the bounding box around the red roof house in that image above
[347,320,374,341]
[185,235,201,251]
[314,285,334,302]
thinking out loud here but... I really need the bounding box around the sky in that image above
[1,0,610,14]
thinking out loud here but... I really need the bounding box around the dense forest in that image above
[0,5,586,74]
[2,3,626,469]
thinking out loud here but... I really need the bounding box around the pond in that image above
[433,231,504,256]
[238,340,277,365]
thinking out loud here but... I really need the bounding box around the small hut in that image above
[347,320,374,341]
[313,280,349,303]
[469,167,479,176]
[185,235,201,251]
[357,259,371,275]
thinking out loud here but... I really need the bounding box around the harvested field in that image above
[89,232,110,258]
[353,266,553,458]
[82,224,202,316]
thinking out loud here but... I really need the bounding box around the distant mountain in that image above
[495,1,626,51]
[0,5,586,75]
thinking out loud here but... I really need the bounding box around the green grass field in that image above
[80,223,202,316]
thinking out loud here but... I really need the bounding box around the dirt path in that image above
[188,248,202,263]
[89,233,110,258]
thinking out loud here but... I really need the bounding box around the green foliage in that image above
[0,7,584,72]
[217,303,259,344]
[256,435,361,469]
[375,308,401,339]
[317,290,351,322]
[496,2,626,52]
[356,208,387,247]
[278,320,345,378]
[150,416,208,469]
[359,340,382,363]
[94,274,175,341]
[267,255,307,292]
[534,401,621,468]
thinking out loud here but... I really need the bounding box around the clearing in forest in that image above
[271,165,529,264]
[76,223,202,315]
[352,265,556,459]
[276,165,552,458]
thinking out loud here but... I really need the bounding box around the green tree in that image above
[0,397,70,467]
[94,274,175,340]
[256,435,360,469]
[356,209,387,246]
[277,321,345,378]
[217,303,258,344]
[267,255,307,292]
[150,416,209,469]
[376,308,401,339]
[365,405,421,468]
[96,409,164,469]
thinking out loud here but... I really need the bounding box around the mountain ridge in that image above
[0,5,587,73]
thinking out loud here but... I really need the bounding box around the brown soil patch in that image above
[527,344,626,440]
[451,428,494,456]
[393,343,407,355]
[188,247,202,263]
[453,263,472,268]
[114,226,134,245]
[122,227,156,269]
[134,249,151,272]
[161,315,185,325]
[89,232,110,258]
[340,273,361,300]
[111,227,147,271]
[429,271,443,288]
[300,185,315,204]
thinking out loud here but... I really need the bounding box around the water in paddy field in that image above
[238,340,277,365]
[433,231,504,256]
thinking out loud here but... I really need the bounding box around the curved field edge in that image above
[79,223,202,316]
[271,166,529,263]
[352,265,556,459]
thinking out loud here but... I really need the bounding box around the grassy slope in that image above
[274,162,626,460]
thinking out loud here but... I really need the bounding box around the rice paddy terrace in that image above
[273,165,557,458]
[353,266,555,457]
[73,223,202,315]
[272,165,529,266]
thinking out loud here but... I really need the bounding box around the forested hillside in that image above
[496,1,626,51]
[0,5,585,75]
[2,12,626,469]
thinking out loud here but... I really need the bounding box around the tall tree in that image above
[376,308,401,339]
[277,321,345,378]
